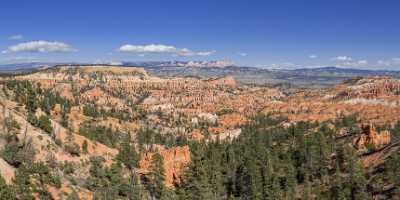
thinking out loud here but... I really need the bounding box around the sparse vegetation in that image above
[64,142,81,156]
[79,123,126,148]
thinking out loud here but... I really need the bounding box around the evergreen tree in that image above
[180,143,213,200]
[82,140,88,154]
[38,115,53,134]
[345,146,370,200]
[149,152,166,199]
[116,139,141,199]
[0,175,17,200]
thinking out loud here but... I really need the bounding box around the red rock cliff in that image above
[139,146,191,187]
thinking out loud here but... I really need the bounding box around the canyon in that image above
[0,65,399,199]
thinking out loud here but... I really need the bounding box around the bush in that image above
[0,140,35,167]
[27,113,38,126]
[38,115,53,134]
[79,124,122,148]
[61,161,75,175]
[55,139,62,146]
[64,143,81,156]
[82,140,88,154]
[28,114,53,134]
[1,144,21,167]
[365,143,376,153]
[66,190,80,200]
[0,175,17,199]
[4,116,20,131]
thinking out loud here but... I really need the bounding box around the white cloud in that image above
[336,59,368,67]
[118,44,177,53]
[238,52,248,57]
[175,48,193,56]
[93,59,123,65]
[8,34,23,40]
[117,44,215,57]
[377,58,400,67]
[257,62,299,69]
[177,48,216,56]
[2,40,76,53]
[331,55,369,67]
[308,54,317,59]
[332,56,353,61]
[357,60,368,65]
[196,50,216,56]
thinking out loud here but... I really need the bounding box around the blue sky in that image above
[0,0,400,70]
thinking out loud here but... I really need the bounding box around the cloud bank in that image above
[308,54,317,59]
[117,44,215,57]
[2,41,76,53]
[332,56,353,61]
[377,58,400,68]
[8,35,23,40]
[332,56,369,67]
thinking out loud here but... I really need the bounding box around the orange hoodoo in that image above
[354,123,391,150]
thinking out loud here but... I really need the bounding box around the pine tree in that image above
[263,150,277,200]
[302,174,312,200]
[181,142,213,200]
[116,139,141,199]
[345,146,370,200]
[209,149,225,199]
[12,165,35,200]
[38,115,53,134]
[82,140,88,154]
[285,163,297,200]
[0,175,17,200]
[149,152,166,200]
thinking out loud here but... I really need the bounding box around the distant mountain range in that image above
[1,61,399,87]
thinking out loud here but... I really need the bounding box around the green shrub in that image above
[61,161,75,175]
[66,190,80,200]
[1,144,21,167]
[38,115,53,134]
[82,140,88,154]
[365,143,376,153]
[55,138,62,146]
[64,143,81,156]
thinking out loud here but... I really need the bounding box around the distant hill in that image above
[1,62,399,87]
[138,64,400,87]
[0,62,66,74]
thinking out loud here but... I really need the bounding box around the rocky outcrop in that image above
[207,76,237,87]
[353,124,391,150]
[139,146,191,187]
[337,77,400,99]
[210,128,242,141]
[0,158,15,184]
[218,113,248,128]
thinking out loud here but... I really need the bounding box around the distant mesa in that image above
[48,64,148,77]
[2,62,400,88]
[156,60,236,68]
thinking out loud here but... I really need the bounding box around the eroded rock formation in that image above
[353,123,391,150]
[139,146,191,187]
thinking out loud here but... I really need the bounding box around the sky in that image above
[0,0,400,70]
